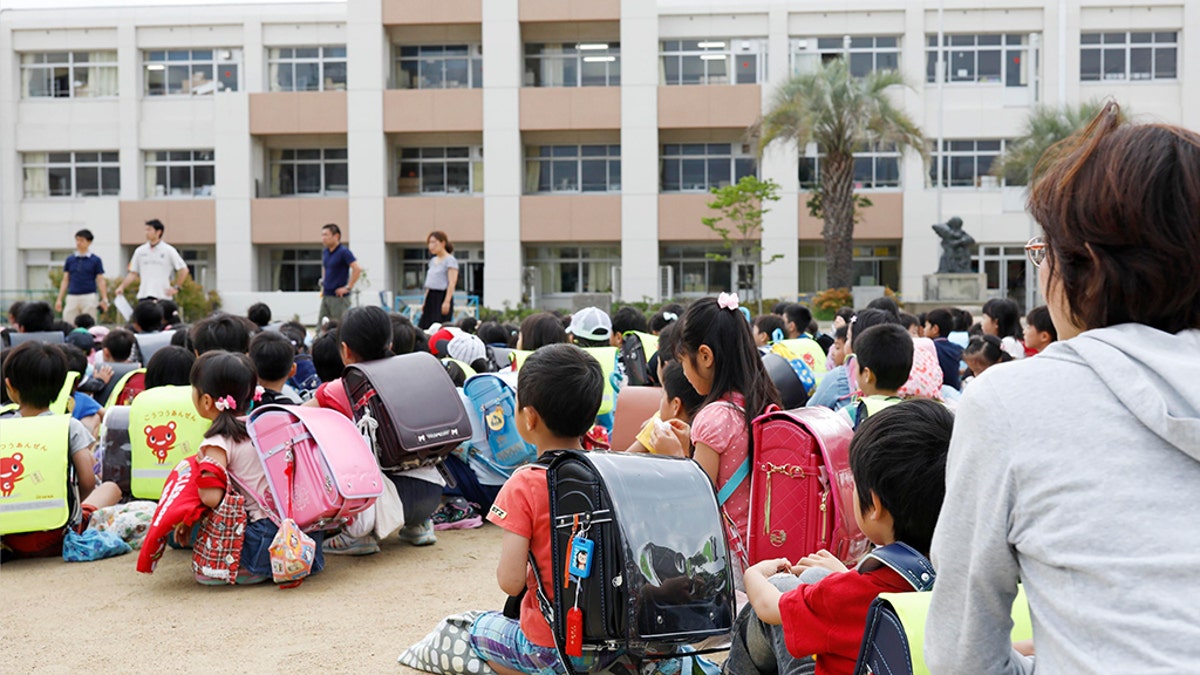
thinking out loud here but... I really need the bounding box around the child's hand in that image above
[172,522,191,547]
[791,549,848,575]
[1013,640,1035,657]
[665,419,691,455]
[94,364,113,385]
[748,557,793,580]
[650,422,686,457]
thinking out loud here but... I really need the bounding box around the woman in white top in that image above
[419,231,459,330]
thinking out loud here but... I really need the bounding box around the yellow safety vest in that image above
[0,415,71,535]
[105,368,147,409]
[128,385,210,500]
[582,346,618,416]
[775,337,829,385]
[509,350,533,371]
[442,358,477,379]
[0,403,16,415]
[50,371,81,416]
[853,395,904,429]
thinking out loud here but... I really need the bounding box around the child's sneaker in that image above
[397,519,438,546]
[322,532,380,556]
[432,498,484,531]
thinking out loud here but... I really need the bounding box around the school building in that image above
[2,0,1197,322]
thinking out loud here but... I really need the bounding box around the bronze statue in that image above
[932,216,975,273]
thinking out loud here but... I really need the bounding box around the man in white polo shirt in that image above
[114,219,190,301]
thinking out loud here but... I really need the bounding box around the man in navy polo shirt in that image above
[319,223,361,324]
[55,229,110,323]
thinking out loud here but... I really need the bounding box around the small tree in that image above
[701,175,782,312]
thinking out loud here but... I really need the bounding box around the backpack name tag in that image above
[569,537,595,579]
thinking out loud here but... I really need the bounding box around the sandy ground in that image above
[5,524,508,674]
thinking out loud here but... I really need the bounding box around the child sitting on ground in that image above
[962,334,1012,383]
[626,361,704,455]
[250,331,300,405]
[726,399,954,675]
[840,324,913,430]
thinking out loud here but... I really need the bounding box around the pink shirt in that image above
[691,392,750,555]
[200,434,271,523]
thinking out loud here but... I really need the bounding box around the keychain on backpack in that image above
[565,575,584,657]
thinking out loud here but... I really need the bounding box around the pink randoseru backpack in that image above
[243,404,384,532]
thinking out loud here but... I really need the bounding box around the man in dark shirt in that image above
[56,229,109,323]
[319,223,361,324]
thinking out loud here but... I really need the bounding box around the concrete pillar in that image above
[346,0,388,301]
[760,3,799,302]
[618,0,660,303]
[482,0,523,308]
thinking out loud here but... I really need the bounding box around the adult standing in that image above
[319,223,361,324]
[925,104,1200,673]
[114,219,189,301]
[55,229,109,323]
[418,230,458,330]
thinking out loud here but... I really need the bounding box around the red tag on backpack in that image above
[565,606,583,657]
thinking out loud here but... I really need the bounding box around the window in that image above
[974,244,1033,312]
[394,45,482,89]
[660,245,734,296]
[145,150,215,198]
[525,246,620,295]
[21,51,118,98]
[660,39,767,85]
[268,248,323,292]
[661,143,756,192]
[799,143,901,190]
[398,246,483,297]
[24,249,73,290]
[926,34,1032,86]
[23,152,120,198]
[1080,32,1177,82]
[525,145,620,194]
[799,243,899,293]
[269,148,348,196]
[268,46,346,92]
[396,147,482,195]
[179,248,213,289]
[144,48,241,96]
[790,37,899,77]
[524,43,620,87]
[929,140,1011,188]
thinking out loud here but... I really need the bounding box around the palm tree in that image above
[757,58,925,290]
[992,101,1118,186]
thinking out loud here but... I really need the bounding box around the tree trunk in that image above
[821,152,857,290]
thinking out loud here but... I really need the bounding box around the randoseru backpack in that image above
[462,374,536,477]
[342,353,473,472]
[619,331,659,387]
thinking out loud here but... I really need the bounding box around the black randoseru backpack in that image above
[532,450,734,671]
[341,353,472,472]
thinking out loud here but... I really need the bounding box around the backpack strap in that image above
[717,459,749,506]
[856,542,936,592]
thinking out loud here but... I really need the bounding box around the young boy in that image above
[470,344,605,675]
[0,342,122,560]
[249,331,300,405]
[727,399,954,675]
[842,324,913,430]
[923,308,963,391]
[101,328,136,364]
[1023,305,1057,354]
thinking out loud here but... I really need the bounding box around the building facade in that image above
[2,0,1196,321]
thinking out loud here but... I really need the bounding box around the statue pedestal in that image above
[923,273,989,303]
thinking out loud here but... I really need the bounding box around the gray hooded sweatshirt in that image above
[926,324,1200,674]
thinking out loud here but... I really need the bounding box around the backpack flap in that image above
[463,374,536,476]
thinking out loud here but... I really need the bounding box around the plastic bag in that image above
[269,517,316,588]
[63,527,132,562]
[373,477,406,540]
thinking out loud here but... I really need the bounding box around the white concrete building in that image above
[2,0,1196,322]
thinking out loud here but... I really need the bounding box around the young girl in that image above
[962,334,1012,382]
[187,350,326,585]
[752,314,786,350]
[653,294,781,581]
[981,298,1026,361]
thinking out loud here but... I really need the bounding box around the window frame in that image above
[22,151,121,199]
[266,247,325,292]
[20,51,119,99]
[393,44,483,90]
[925,33,1032,87]
[143,48,241,96]
[659,39,768,86]
[524,145,621,194]
[799,142,902,190]
[660,143,757,193]
[790,36,900,77]
[524,245,621,295]
[144,150,216,198]
[798,242,901,293]
[268,148,349,197]
[523,42,621,87]
[659,244,737,297]
[395,146,483,196]
[1080,31,1178,82]
[929,139,1011,189]
[267,45,347,92]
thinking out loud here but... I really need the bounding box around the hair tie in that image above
[717,292,740,311]
[662,312,678,322]
[253,386,264,402]
[213,395,236,412]
[771,328,785,344]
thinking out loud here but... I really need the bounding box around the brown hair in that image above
[1027,102,1200,334]
[428,230,454,254]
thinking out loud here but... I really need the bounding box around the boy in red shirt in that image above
[727,399,954,675]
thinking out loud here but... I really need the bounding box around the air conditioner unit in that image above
[658,265,674,301]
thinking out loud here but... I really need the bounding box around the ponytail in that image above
[429,230,454,255]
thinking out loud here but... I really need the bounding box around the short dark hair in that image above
[476,321,508,346]
[16,301,54,333]
[835,307,855,324]
[850,399,953,555]
[650,303,685,333]
[834,325,849,341]
[519,312,568,351]
[517,343,603,438]
[250,331,296,381]
[853,324,914,390]
[612,306,649,335]
[1028,102,1200,333]
[753,314,785,342]
[145,218,165,233]
[8,301,26,323]
[662,361,704,419]
[170,326,191,349]
[53,320,73,335]
[311,332,344,382]
[458,316,478,334]
[982,298,1022,340]
[321,223,341,238]
[389,313,419,355]
[190,313,251,355]
[924,308,955,340]
[280,321,307,354]
[74,314,96,329]
[341,306,392,363]
[132,299,163,333]
[3,341,67,408]
[783,303,813,333]
[159,300,182,327]
[963,335,1011,369]
[849,308,902,350]
[950,308,973,333]
[655,322,679,365]
[771,301,790,316]
[144,345,196,389]
[102,328,136,362]
[58,343,88,375]
[898,312,919,331]
[865,296,900,317]
[75,228,94,242]
[246,302,272,329]
[1025,305,1057,341]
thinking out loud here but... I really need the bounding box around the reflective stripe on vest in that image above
[776,338,829,384]
[582,346,618,416]
[0,415,71,535]
[128,385,210,500]
[50,371,81,416]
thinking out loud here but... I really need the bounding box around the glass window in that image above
[661,144,756,192]
[396,146,482,195]
[21,51,118,98]
[1080,31,1177,81]
[268,45,347,92]
[393,44,482,89]
[145,150,215,198]
[144,48,241,95]
[269,248,324,292]
[660,245,735,296]
[525,145,620,194]
[660,39,767,85]
[798,243,900,293]
[525,246,620,294]
[929,139,1012,188]
[799,142,901,190]
[790,36,901,77]
[524,43,620,87]
[269,148,349,196]
[926,34,1031,87]
[22,151,120,198]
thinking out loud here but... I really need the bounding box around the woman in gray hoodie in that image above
[926,102,1200,673]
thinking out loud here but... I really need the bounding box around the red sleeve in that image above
[778,568,910,665]
[779,575,837,658]
[487,469,535,539]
